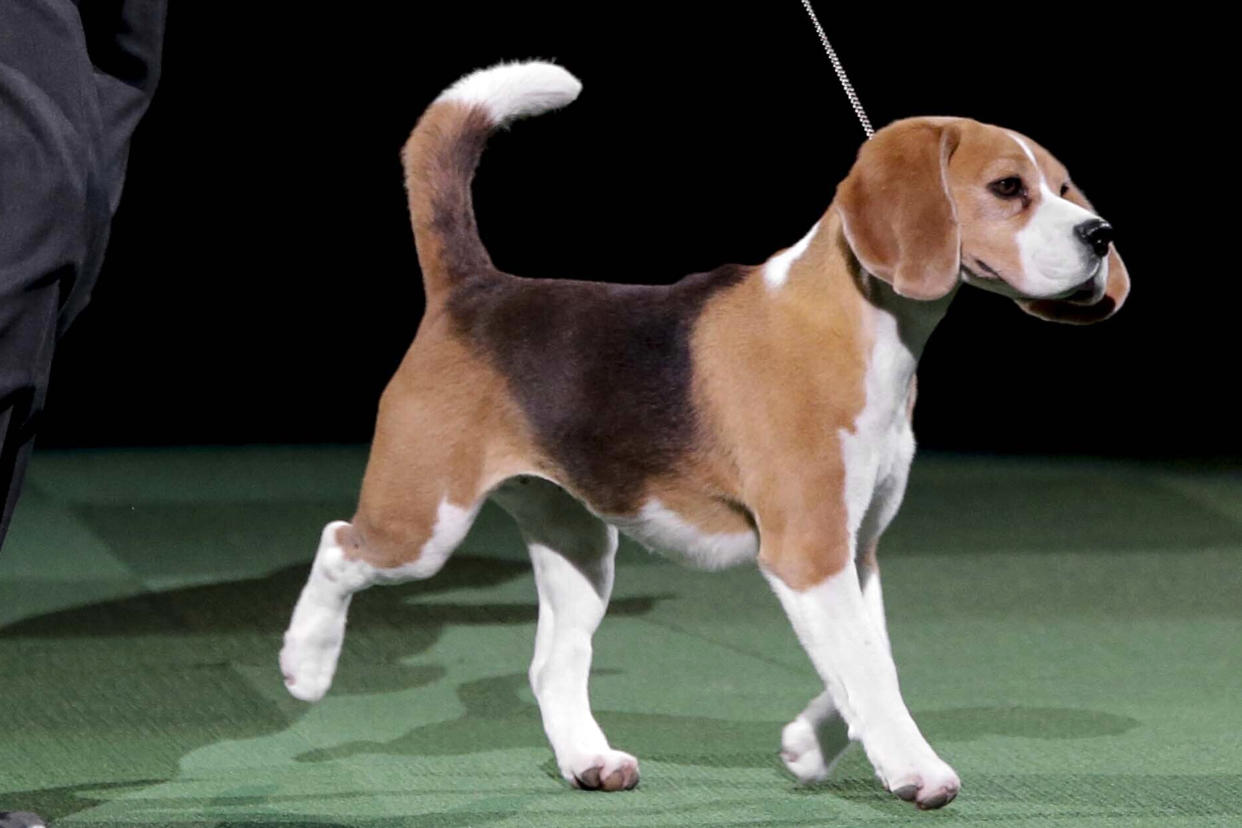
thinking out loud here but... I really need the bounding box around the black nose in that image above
[1075,219,1114,258]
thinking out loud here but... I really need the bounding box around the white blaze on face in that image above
[1008,133,1103,297]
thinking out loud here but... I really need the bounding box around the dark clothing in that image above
[0,0,166,544]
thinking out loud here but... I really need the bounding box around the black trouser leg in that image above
[0,0,166,548]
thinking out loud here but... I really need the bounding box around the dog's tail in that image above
[402,59,583,305]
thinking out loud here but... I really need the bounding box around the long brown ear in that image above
[1015,187,1131,324]
[835,118,962,300]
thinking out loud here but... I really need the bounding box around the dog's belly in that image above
[606,496,759,570]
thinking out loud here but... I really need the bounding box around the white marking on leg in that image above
[772,220,956,805]
[529,528,638,789]
[380,499,479,581]
[528,538,614,775]
[494,478,639,790]
[781,556,896,783]
[780,689,846,783]
[279,498,478,702]
[762,561,958,807]
[860,565,892,657]
[279,521,376,702]
[528,575,556,693]
[763,221,820,289]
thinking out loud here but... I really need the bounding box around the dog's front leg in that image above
[779,541,891,782]
[761,548,958,809]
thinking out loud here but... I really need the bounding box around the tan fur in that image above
[282,76,1128,807]
[691,208,870,588]
[640,475,756,537]
[348,115,1127,585]
[347,311,550,568]
[836,118,962,300]
[401,102,494,306]
[946,120,1040,283]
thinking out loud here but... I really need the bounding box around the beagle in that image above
[279,59,1129,809]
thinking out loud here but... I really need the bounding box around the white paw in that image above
[780,717,829,783]
[565,749,640,792]
[882,755,960,810]
[279,595,347,702]
[279,521,358,702]
[279,621,343,702]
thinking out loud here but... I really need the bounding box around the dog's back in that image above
[400,60,760,514]
[445,265,748,514]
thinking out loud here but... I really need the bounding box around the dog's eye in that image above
[1059,182,1070,197]
[988,177,1025,199]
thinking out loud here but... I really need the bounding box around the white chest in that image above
[839,304,920,540]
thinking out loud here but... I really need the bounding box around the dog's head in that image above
[835,116,1129,324]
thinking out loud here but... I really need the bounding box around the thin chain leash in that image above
[799,0,874,140]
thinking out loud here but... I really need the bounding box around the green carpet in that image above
[1,446,1239,826]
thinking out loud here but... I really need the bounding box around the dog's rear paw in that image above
[279,624,342,702]
[279,586,349,702]
[780,717,829,783]
[279,521,355,702]
[568,750,640,792]
[886,760,960,810]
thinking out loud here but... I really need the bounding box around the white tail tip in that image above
[435,59,582,125]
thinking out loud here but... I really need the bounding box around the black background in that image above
[38,4,1231,459]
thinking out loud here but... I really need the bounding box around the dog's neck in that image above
[762,205,959,368]
[851,253,959,365]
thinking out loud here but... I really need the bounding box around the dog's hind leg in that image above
[492,477,639,792]
[279,364,501,702]
[280,519,371,703]
[780,688,848,784]
[279,496,482,703]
